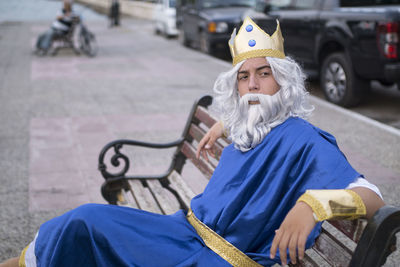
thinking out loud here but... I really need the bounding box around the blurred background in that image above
[0,0,399,263]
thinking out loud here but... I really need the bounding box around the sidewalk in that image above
[0,2,399,263]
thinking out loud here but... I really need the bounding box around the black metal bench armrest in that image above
[350,205,400,267]
[98,137,184,180]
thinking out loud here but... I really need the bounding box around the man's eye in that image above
[260,72,270,76]
[238,75,247,80]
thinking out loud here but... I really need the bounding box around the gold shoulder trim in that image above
[19,245,29,267]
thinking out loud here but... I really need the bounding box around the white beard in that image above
[230,92,289,152]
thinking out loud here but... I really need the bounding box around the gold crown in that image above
[229,17,285,66]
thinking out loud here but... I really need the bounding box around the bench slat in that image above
[329,219,367,243]
[194,106,230,144]
[146,179,180,215]
[128,180,163,214]
[189,123,224,163]
[312,228,353,265]
[117,189,139,209]
[181,141,215,179]
[194,106,217,129]
[322,222,356,252]
[116,191,128,206]
[296,248,331,267]
[168,170,196,209]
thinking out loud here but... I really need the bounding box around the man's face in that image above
[237,57,280,100]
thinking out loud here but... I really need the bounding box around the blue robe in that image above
[32,117,360,266]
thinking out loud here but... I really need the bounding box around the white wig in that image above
[212,56,314,151]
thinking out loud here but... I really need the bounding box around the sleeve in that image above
[346,177,383,200]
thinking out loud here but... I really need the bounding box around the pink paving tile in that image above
[29,113,185,211]
[31,58,81,81]
[31,57,139,81]
[30,118,73,147]
[74,132,114,151]
[82,170,108,204]
[29,171,87,212]
[69,116,109,134]
[31,117,71,131]
[77,150,104,173]
[30,147,80,174]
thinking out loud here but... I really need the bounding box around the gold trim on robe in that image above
[186,209,262,267]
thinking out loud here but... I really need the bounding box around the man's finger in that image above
[205,141,218,159]
[196,146,202,159]
[202,149,209,162]
[278,233,290,266]
[297,232,307,260]
[196,135,210,158]
[270,229,282,259]
[288,232,299,264]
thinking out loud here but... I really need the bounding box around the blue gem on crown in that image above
[246,25,253,32]
[248,39,256,47]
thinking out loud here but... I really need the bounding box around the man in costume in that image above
[2,17,384,267]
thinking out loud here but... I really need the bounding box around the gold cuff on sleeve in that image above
[297,189,366,222]
[219,120,229,138]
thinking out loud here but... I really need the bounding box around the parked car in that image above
[176,0,256,54]
[246,0,400,107]
[154,0,179,37]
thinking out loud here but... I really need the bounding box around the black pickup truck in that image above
[176,0,255,55]
[246,0,400,107]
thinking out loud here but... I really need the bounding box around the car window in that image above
[201,0,256,9]
[255,0,293,12]
[340,0,400,6]
[269,0,292,7]
[183,0,195,6]
[293,0,318,9]
[170,0,176,7]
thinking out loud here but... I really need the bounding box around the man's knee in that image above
[68,203,102,224]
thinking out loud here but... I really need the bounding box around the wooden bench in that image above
[98,95,400,267]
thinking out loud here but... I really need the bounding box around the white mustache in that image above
[230,92,287,152]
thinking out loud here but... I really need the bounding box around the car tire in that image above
[378,80,394,87]
[320,52,369,107]
[200,31,212,54]
[179,29,190,47]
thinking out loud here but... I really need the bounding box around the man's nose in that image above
[248,75,259,91]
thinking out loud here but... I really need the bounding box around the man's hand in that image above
[270,202,316,265]
[196,122,224,161]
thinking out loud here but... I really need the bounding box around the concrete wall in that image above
[76,0,155,20]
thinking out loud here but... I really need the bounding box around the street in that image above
[308,80,400,130]
[0,0,399,264]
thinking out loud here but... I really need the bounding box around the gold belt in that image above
[186,209,262,267]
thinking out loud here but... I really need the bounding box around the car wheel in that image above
[378,80,394,87]
[320,52,368,107]
[200,31,212,54]
[179,29,190,47]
